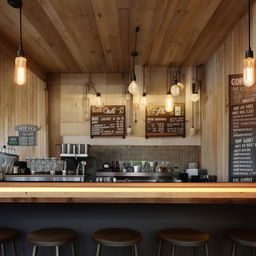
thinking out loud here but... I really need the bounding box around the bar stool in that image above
[156,228,210,256]
[0,228,19,256]
[27,228,76,256]
[92,228,142,256]
[227,229,256,255]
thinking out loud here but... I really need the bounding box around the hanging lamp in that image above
[191,66,200,102]
[165,65,174,112]
[8,0,27,86]
[243,0,255,87]
[141,66,147,106]
[128,27,140,94]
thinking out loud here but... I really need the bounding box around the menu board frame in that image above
[145,104,186,138]
[229,74,256,182]
[90,105,126,138]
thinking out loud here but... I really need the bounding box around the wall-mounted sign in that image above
[90,105,125,138]
[229,74,256,182]
[146,104,185,138]
[9,125,40,146]
[8,136,19,146]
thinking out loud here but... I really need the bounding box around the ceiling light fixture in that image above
[165,65,174,112]
[8,0,27,86]
[128,27,140,94]
[243,0,255,87]
[141,66,147,106]
[86,75,103,107]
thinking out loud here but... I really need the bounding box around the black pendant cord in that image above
[19,7,22,49]
[142,65,145,94]
[131,27,139,77]
[249,0,251,50]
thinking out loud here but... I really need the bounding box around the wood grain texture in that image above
[0,0,250,72]
[0,182,256,204]
[0,53,48,160]
[200,3,256,181]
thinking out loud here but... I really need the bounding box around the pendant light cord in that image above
[131,27,139,75]
[249,0,251,50]
[19,7,23,50]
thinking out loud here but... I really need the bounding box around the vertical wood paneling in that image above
[201,7,251,181]
[0,53,48,160]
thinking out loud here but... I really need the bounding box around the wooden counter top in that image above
[0,182,256,204]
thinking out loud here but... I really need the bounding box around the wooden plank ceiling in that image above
[0,0,251,76]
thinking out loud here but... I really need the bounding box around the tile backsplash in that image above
[87,145,200,174]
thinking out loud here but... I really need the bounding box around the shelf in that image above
[60,154,88,158]
[96,171,173,177]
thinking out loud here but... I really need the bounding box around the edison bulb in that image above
[191,93,200,102]
[171,84,181,96]
[165,93,174,112]
[243,57,255,87]
[177,82,184,90]
[14,56,27,86]
[96,93,103,107]
[128,80,139,94]
[141,93,147,106]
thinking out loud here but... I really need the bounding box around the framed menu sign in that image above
[146,104,185,138]
[229,74,256,182]
[91,105,125,138]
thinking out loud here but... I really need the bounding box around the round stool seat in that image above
[0,228,18,242]
[228,229,256,247]
[27,228,76,247]
[93,228,142,247]
[158,228,210,246]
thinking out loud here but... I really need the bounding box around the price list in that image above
[90,105,125,138]
[229,74,256,182]
[146,105,185,138]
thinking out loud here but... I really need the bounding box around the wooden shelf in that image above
[0,182,256,204]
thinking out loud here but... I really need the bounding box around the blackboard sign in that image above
[229,74,256,182]
[146,104,185,138]
[91,105,125,138]
[8,136,19,146]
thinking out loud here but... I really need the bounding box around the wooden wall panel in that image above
[0,53,48,160]
[201,8,250,181]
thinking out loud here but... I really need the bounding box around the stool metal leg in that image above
[96,244,102,256]
[129,246,135,256]
[204,243,209,256]
[157,239,162,256]
[133,244,139,256]
[193,247,199,256]
[11,241,17,256]
[252,247,255,256]
[1,244,5,256]
[55,246,60,256]
[171,245,176,256]
[32,246,38,256]
[231,241,236,256]
[71,241,76,256]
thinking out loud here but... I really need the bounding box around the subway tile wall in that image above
[87,145,200,173]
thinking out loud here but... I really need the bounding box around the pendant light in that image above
[165,66,174,112]
[243,0,255,87]
[128,27,140,94]
[8,0,27,86]
[190,66,200,102]
[86,74,103,107]
[141,66,147,106]
[170,66,184,97]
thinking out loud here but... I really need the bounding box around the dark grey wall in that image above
[0,203,254,256]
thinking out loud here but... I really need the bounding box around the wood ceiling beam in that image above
[183,0,255,66]
[0,33,46,81]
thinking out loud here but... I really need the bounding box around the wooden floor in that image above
[0,182,256,204]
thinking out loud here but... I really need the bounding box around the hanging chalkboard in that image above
[229,74,256,182]
[91,105,125,138]
[146,104,185,138]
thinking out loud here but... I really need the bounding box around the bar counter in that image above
[0,182,256,203]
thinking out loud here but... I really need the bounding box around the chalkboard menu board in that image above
[146,104,185,138]
[229,74,256,182]
[91,105,125,138]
